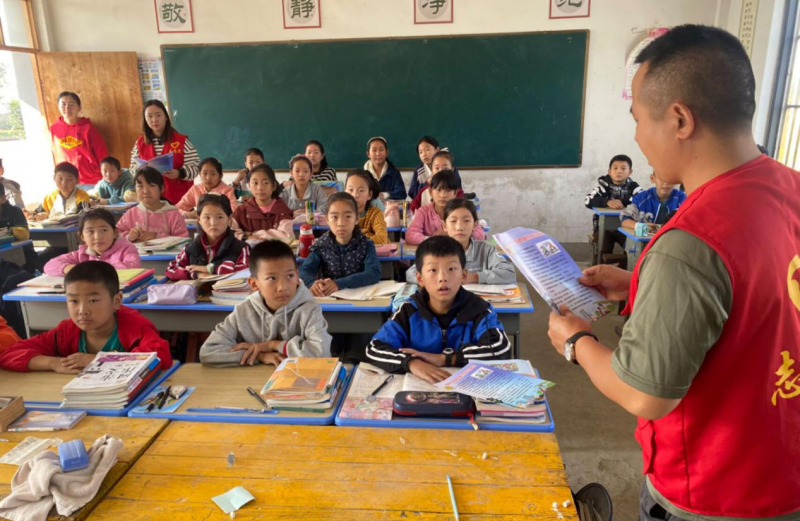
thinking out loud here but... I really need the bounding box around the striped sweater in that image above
[358,206,389,245]
[129,137,200,180]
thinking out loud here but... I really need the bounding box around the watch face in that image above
[564,343,574,362]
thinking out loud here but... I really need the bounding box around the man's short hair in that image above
[415,236,467,272]
[65,261,119,298]
[609,155,632,169]
[249,240,297,274]
[635,24,756,135]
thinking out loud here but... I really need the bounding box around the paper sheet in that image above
[338,366,404,421]
[436,362,553,409]
[0,437,63,466]
[212,486,255,514]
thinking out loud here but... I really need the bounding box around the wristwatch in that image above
[563,331,597,365]
[443,348,455,366]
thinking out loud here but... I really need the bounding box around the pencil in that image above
[446,474,460,521]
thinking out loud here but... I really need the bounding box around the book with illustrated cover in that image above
[8,410,86,432]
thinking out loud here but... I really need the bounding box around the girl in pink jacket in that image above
[176,158,237,219]
[44,208,141,276]
[405,170,485,245]
[117,167,189,242]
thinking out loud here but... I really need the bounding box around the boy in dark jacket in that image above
[366,236,510,383]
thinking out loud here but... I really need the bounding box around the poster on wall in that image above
[622,28,669,100]
[549,0,590,19]
[154,0,194,33]
[138,57,168,104]
[282,0,322,29]
[414,0,453,24]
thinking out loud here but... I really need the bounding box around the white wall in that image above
[34,0,777,241]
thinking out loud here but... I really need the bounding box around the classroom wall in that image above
[32,0,778,242]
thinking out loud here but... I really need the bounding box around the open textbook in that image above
[135,153,173,174]
[494,227,615,321]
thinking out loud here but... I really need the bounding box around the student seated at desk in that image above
[367,236,510,383]
[584,154,641,256]
[406,170,485,246]
[345,169,389,245]
[44,208,140,276]
[93,156,134,205]
[0,157,24,208]
[28,162,91,222]
[280,154,329,215]
[0,261,172,373]
[406,199,515,284]
[117,167,189,242]
[410,149,465,212]
[0,314,21,353]
[364,136,406,201]
[165,194,249,280]
[200,241,331,366]
[232,163,293,240]
[176,157,237,219]
[621,171,686,233]
[299,192,381,297]
[305,140,337,182]
[231,147,265,199]
[0,182,30,243]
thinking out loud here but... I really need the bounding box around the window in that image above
[769,2,800,166]
[0,0,37,50]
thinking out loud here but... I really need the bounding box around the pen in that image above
[157,386,171,409]
[446,475,460,521]
[145,390,165,413]
[247,387,271,409]
[186,407,279,415]
[370,374,394,397]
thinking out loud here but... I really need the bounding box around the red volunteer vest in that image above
[135,131,192,205]
[623,155,800,518]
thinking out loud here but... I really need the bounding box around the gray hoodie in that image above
[199,283,332,366]
[405,239,516,284]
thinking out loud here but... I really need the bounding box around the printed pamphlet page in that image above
[494,227,615,320]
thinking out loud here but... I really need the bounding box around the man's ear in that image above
[461,269,468,283]
[671,101,696,141]
[112,292,122,310]
[248,277,259,292]
[415,270,424,287]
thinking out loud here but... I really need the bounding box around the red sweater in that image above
[50,117,109,185]
[0,306,173,372]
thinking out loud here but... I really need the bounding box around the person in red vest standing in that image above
[130,100,200,205]
[548,25,800,521]
[50,91,109,188]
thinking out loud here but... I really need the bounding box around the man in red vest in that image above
[548,25,800,520]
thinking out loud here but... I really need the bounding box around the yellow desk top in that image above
[154,363,348,420]
[87,422,577,520]
[0,371,75,404]
[0,416,168,521]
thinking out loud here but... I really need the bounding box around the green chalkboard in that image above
[161,31,588,170]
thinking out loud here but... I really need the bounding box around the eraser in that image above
[58,439,89,472]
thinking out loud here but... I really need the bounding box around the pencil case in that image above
[58,440,89,472]
[393,391,474,417]
[147,284,197,305]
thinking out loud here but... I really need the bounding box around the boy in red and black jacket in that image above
[0,261,172,373]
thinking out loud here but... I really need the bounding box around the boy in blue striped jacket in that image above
[365,236,510,383]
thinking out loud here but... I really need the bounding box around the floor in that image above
[516,243,642,518]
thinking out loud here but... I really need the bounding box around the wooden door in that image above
[36,52,143,168]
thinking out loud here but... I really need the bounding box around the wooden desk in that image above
[590,207,621,266]
[618,227,652,270]
[0,240,32,267]
[0,416,169,521]
[29,227,81,252]
[86,422,577,520]
[128,363,350,425]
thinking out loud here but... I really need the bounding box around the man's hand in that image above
[607,200,624,209]
[188,265,209,274]
[163,169,181,180]
[34,213,49,222]
[257,351,287,366]
[548,306,592,356]
[579,264,632,301]
[60,353,96,372]
[408,359,451,384]
[311,279,338,297]
[400,348,446,367]
[232,341,283,365]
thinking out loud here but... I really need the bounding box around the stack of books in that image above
[469,360,551,424]
[19,268,158,303]
[61,352,161,409]
[463,284,524,304]
[0,396,25,432]
[30,214,80,228]
[260,357,344,412]
[210,269,252,306]
[135,236,190,255]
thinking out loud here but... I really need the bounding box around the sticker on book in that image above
[471,367,493,380]
[536,239,561,259]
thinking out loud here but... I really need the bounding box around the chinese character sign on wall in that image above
[549,0,591,19]
[414,0,453,24]
[154,0,194,33]
[283,0,322,29]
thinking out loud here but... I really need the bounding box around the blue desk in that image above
[128,363,351,426]
[0,240,32,266]
[334,367,555,433]
[140,254,174,274]
[591,207,622,266]
[29,226,80,251]
[618,227,652,270]
[0,362,181,417]
[4,288,394,336]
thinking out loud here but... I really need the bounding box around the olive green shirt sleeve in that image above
[611,230,733,399]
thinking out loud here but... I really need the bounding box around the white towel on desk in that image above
[0,435,123,521]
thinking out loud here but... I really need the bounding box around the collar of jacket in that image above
[411,287,490,325]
